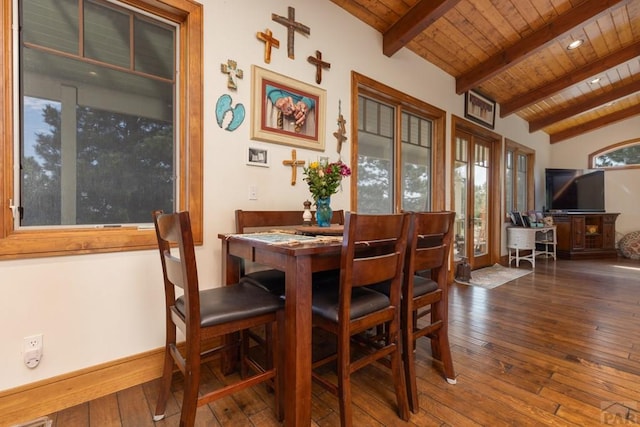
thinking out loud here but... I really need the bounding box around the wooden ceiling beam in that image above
[530,79,640,132]
[502,41,640,117]
[455,0,628,95]
[383,0,461,57]
[549,103,640,143]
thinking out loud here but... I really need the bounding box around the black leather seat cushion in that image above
[369,275,438,298]
[241,268,342,297]
[312,286,390,322]
[175,282,283,328]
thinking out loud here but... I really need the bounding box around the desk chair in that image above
[402,211,456,412]
[311,212,411,426]
[151,210,284,426]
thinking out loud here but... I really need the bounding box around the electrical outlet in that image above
[23,334,43,369]
[249,186,258,200]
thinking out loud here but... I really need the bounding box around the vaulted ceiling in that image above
[331,0,640,143]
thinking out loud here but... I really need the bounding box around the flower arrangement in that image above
[303,159,351,201]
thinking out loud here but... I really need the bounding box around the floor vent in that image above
[11,417,52,427]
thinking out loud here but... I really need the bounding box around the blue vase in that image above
[315,197,332,227]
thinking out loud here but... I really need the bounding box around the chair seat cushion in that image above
[312,286,390,322]
[368,275,438,298]
[242,269,342,296]
[240,269,286,295]
[175,282,283,327]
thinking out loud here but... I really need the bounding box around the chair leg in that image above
[402,330,419,413]
[180,357,201,427]
[337,339,353,427]
[153,346,175,421]
[431,331,456,384]
[390,339,410,421]
[274,310,285,421]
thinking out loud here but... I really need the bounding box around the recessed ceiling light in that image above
[89,71,98,76]
[567,39,583,50]
[590,77,601,84]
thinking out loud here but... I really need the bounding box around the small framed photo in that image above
[464,89,496,129]
[511,211,524,227]
[247,146,269,167]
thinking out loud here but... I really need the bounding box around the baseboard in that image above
[0,348,166,426]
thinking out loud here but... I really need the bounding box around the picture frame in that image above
[246,146,269,167]
[251,65,326,151]
[511,210,524,227]
[464,89,496,129]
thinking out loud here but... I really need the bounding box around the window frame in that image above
[504,138,534,220]
[589,137,640,170]
[0,0,203,260]
[350,72,446,213]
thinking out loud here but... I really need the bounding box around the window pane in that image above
[135,17,174,79]
[505,150,513,213]
[84,1,130,68]
[401,112,432,211]
[20,0,176,227]
[21,0,78,54]
[358,97,393,213]
[516,154,527,211]
[593,143,640,167]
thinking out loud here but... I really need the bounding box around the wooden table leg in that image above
[283,255,312,426]
[220,240,241,374]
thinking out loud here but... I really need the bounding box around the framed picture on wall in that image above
[464,89,496,129]
[251,65,326,151]
[247,146,269,167]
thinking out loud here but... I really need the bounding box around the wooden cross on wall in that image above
[272,6,310,59]
[307,50,330,84]
[220,60,243,90]
[282,149,305,185]
[256,29,280,64]
[333,100,348,155]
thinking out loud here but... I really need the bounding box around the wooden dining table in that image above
[218,232,343,426]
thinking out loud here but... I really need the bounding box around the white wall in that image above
[1,0,630,392]
[548,115,640,236]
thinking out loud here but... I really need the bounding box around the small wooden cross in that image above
[272,6,310,59]
[333,101,348,155]
[307,50,330,84]
[220,60,243,90]
[256,29,280,64]
[282,149,305,186]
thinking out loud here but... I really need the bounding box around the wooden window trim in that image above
[350,71,446,212]
[0,0,203,260]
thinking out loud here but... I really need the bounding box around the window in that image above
[352,73,445,213]
[0,0,203,259]
[590,138,640,169]
[504,139,534,216]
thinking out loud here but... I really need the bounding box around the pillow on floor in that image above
[618,231,640,260]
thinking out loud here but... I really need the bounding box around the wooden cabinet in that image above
[550,213,619,259]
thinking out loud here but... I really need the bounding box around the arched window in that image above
[590,138,640,169]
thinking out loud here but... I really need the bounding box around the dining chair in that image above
[310,212,411,426]
[151,210,284,426]
[402,211,457,412]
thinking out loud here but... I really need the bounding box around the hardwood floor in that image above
[43,258,640,426]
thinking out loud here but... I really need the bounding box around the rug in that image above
[455,263,532,289]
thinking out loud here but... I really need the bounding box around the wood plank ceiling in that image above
[331,0,640,143]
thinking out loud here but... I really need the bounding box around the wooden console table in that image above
[507,226,556,268]
[549,212,619,259]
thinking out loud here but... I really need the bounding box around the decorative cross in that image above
[307,50,331,84]
[282,149,305,186]
[256,29,280,64]
[220,60,243,90]
[333,100,348,155]
[272,6,310,59]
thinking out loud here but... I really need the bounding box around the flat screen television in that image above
[545,168,605,213]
